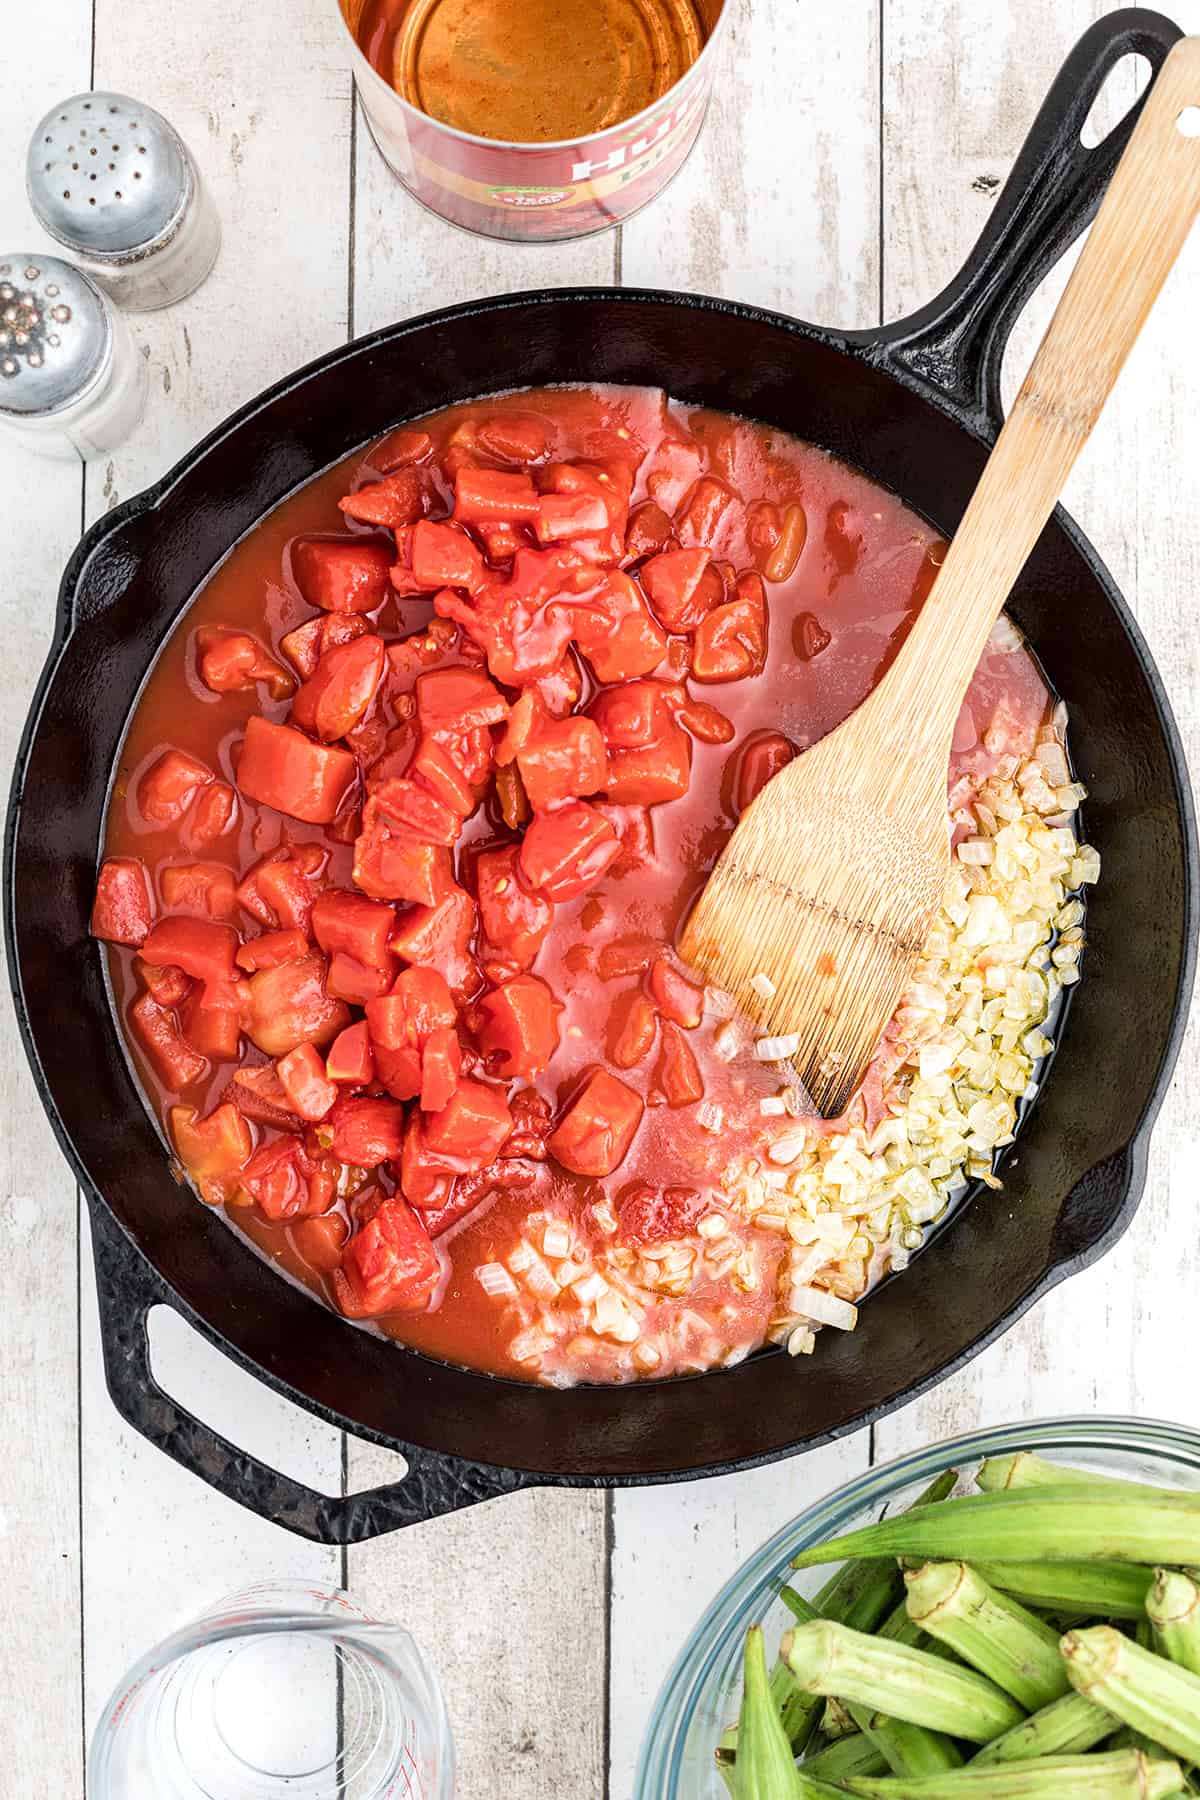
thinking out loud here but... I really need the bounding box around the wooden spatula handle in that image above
[879,35,1200,746]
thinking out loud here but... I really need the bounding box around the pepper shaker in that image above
[0,256,147,460]
[26,92,220,311]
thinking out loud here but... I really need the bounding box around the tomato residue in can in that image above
[355,0,711,142]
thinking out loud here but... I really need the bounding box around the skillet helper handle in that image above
[877,31,1200,755]
[87,1197,539,1542]
[879,8,1184,430]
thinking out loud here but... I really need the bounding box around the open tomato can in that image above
[337,0,728,241]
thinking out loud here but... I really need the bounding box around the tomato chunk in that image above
[185,780,238,849]
[475,845,552,972]
[333,1194,441,1317]
[624,500,674,562]
[330,1095,406,1168]
[160,862,238,921]
[141,916,239,985]
[415,666,509,734]
[235,927,309,972]
[196,627,294,700]
[236,843,328,933]
[548,1068,643,1177]
[290,633,385,742]
[237,716,357,825]
[423,1078,513,1167]
[326,1020,375,1086]
[291,1211,349,1273]
[292,536,392,614]
[517,716,606,812]
[130,992,208,1090]
[311,889,395,969]
[353,799,454,906]
[138,749,213,827]
[138,959,191,1007]
[571,571,668,683]
[410,520,485,594]
[592,682,692,808]
[420,1024,462,1113]
[389,885,480,997]
[655,1020,704,1107]
[280,613,369,681]
[339,468,425,528]
[372,777,462,847]
[434,546,594,685]
[92,856,154,946]
[276,1041,338,1122]
[519,800,620,902]
[241,953,350,1057]
[474,973,561,1079]
[241,1136,335,1221]
[226,1064,301,1133]
[607,988,657,1068]
[170,1102,253,1202]
[182,985,242,1061]
[690,573,768,683]
[647,955,705,1028]
[409,736,477,818]
[454,467,540,525]
[640,548,713,633]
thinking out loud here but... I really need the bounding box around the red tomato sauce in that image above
[96,385,1053,1384]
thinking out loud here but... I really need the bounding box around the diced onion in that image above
[750,971,777,1001]
[791,1286,858,1331]
[755,1032,800,1061]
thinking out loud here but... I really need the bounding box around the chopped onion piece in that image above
[477,1261,517,1298]
[750,971,777,1001]
[755,1032,800,1061]
[791,1286,858,1331]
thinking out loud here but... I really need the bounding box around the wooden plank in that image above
[78,0,354,1746]
[0,9,93,1794]
[610,2,883,1789]
[345,97,615,1800]
[875,0,1200,1469]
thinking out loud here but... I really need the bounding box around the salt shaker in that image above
[0,256,146,460]
[26,92,220,311]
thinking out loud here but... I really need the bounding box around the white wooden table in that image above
[3,2,1200,1794]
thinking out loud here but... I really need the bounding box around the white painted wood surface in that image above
[2,3,1200,1795]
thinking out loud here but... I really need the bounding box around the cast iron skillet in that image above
[6,9,1196,1544]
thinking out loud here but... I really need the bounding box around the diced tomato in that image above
[170,1101,253,1202]
[607,988,657,1069]
[241,953,350,1057]
[531,649,584,718]
[280,613,369,681]
[236,843,328,932]
[329,1095,406,1168]
[160,862,238,921]
[184,780,239,849]
[290,1210,349,1273]
[130,992,208,1090]
[235,927,309,972]
[394,965,458,1037]
[241,1136,335,1221]
[326,1020,375,1086]
[353,800,454,906]
[599,706,691,807]
[422,1078,512,1167]
[138,959,191,1007]
[535,491,608,541]
[409,736,476,817]
[420,1025,462,1112]
[389,885,480,997]
[195,627,294,700]
[535,461,626,559]
[227,1064,302,1132]
[290,633,385,742]
[409,520,485,594]
[91,856,154,946]
[138,749,214,827]
[339,468,426,528]
[646,955,705,1028]
[325,952,390,1005]
[548,1068,643,1177]
[276,1041,338,1121]
[676,474,732,546]
[372,777,462,847]
[618,1183,705,1246]
[474,973,561,1079]
[237,716,357,825]
[519,800,620,902]
[454,467,540,525]
[517,716,606,811]
[640,548,714,633]
[571,571,668,683]
[477,411,550,463]
[624,500,674,562]
[475,845,552,972]
[182,986,242,1061]
[292,536,392,614]
[690,573,768,683]
[141,916,239,985]
[415,666,509,734]
[310,888,395,969]
[656,1020,704,1107]
[373,426,433,470]
[333,1194,441,1317]
[433,546,595,686]
[592,803,656,877]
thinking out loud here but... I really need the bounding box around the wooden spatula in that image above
[681,36,1200,1118]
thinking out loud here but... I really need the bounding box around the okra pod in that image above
[852,1706,964,1778]
[969,1692,1116,1766]
[814,1470,961,1634]
[781,1620,1024,1742]
[789,1489,1200,1570]
[803,1731,888,1780]
[1146,1567,1200,1675]
[821,1696,859,1739]
[904,1562,1070,1711]
[1061,1624,1200,1766]
[976,1453,1148,1495]
[972,1559,1154,1620]
[735,1625,804,1798]
[841,1748,1185,1799]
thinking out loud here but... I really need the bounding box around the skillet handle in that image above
[86,1197,542,1542]
[872,7,1183,433]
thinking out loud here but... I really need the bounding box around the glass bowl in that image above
[635,1415,1200,1799]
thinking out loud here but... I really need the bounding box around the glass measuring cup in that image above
[88,1580,453,1799]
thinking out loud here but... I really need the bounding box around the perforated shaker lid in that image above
[26,91,190,259]
[0,257,110,416]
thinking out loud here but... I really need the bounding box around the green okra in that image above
[802,1730,888,1780]
[734,1625,804,1798]
[821,1696,859,1739]
[875,1598,960,1662]
[789,1489,1200,1571]
[813,1470,961,1635]
[780,1619,1024,1743]
[904,1562,1070,1711]
[969,1690,1117,1765]
[973,1559,1154,1620]
[852,1707,964,1778]
[1062,1625,1200,1766]
[1147,1568,1200,1676]
[841,1748,1185,1799]
[976,1453,1152,1495]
